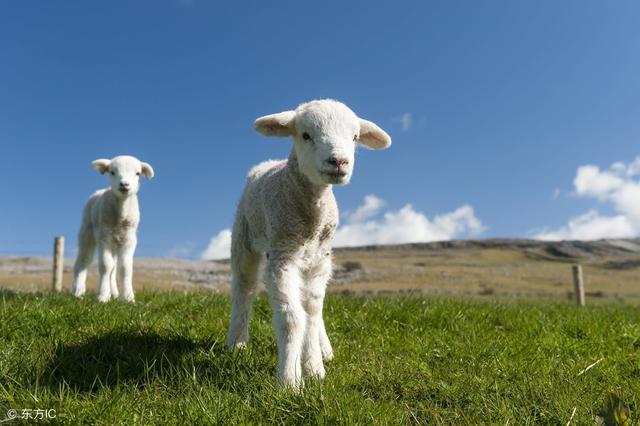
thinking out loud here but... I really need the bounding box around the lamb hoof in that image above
[280,376,304,392]
[304,363,326,380]
[71,288,85,298]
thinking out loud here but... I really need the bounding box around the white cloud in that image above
[166,243,195,258]
[535,211,635,241]
[347,194,386,223]
[401,113,413,131]
[573,165,625,201]
[201,229,232,260]
[534,156,640,241]
[200,195,485,258]
[334,196,485,247]
[628,157,640,176]
[552,187,561,200]
[396,112,413,131]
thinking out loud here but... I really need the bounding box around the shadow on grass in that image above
[43,330,263,393]
[0,288,19,299]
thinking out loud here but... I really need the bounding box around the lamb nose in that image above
[326,157,349,167]
[120,182,130,188]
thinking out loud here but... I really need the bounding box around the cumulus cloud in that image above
[535,211,635,241]
[200,195,485,258]
[534,156,640,241]
[334,195,485,247]
[201,229,232,260]
[347,194,386,223]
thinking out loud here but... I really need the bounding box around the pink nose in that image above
[326,157,349,168]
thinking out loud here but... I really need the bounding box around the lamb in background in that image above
[226,99,392,388]
[71,155,154,303]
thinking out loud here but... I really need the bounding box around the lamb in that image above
[71,155,154,303]
[226,99,391,388]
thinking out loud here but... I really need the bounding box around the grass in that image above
[0,291,638,424]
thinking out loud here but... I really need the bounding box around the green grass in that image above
[0,291,638,424]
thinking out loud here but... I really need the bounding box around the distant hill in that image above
[1,239,639,299]
[335,238,640,258]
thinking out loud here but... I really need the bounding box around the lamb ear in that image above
[358,119,392,150]
[255,111,296,137]
[92,159,111,174]
[141,162,155,179]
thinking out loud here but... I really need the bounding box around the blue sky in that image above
[1,1,639,258]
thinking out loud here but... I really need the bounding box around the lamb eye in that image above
[302,132,311,140]
[110,171,115,176]
[136,172,141,176]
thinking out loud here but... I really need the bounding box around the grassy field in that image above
[0,291,638,424]
[331,246,640,299]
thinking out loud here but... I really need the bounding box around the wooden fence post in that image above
[53,236,64,292]
[572,264,585,306]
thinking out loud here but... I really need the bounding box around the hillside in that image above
[1,239,639,300]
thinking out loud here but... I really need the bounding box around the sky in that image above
[1,1,639,259]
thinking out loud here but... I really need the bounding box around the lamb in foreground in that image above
[226,99,392,388]
[71,155,154,303]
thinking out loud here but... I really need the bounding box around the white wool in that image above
[226,99,391,388]
[71,155,154,303]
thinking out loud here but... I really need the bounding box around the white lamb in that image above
[71,155,154,303]
[226,99,391,387]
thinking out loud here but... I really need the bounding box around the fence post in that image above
[572,264,585,306]
[53,236,64,292]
